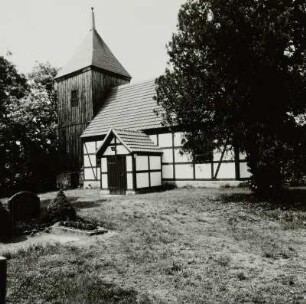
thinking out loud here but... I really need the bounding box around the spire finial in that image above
[91,7,95,30]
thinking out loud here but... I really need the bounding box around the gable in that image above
[99,133,130,156]
[96,128,162,157]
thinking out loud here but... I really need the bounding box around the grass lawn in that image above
[2,187,306,303]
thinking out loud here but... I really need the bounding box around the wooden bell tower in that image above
[55,8,131,187]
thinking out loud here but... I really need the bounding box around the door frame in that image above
[107,155,127,195]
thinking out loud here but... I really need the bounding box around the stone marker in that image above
[0,257,6,304]
[8,191,40,224]
[0,204,12,241]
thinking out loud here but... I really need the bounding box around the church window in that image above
[71,90,79,107]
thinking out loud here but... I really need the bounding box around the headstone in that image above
[0,257,6,304]
[0,204,12,241]
[8,191,40,224]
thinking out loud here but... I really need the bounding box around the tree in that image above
[28,61,58,109]
[155,0,306,195]
[0,55,28,113]
[0,56,29,195]
[0,59,59,196]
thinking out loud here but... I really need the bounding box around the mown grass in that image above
[3,187,306,303]
[5,243,146,304]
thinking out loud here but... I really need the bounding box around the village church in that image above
[55,9,251,194]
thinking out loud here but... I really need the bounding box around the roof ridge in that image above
[114,78,157,90]
[115,128,143,133]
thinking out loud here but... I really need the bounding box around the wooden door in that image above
[107,156,127,194]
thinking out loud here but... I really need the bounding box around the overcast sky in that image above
[0,0,185,82]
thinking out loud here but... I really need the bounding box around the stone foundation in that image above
[164,180,246,188]
[83,181,101,189]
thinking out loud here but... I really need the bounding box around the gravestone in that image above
[0,203,12,241]
[8,191,40,224]
[0,257,6,304]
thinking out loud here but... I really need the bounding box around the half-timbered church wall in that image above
[149,132,250,184]
[82,129,251,193]
[83,138,103,188]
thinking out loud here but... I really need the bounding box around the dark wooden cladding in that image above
[57,68,130,172]
[57,70,92,128]
[58,124,87,171]
[92,70,128,116]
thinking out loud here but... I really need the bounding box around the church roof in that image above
[56,28,131,79]
[81,79,164,138]
[97,128,162,155]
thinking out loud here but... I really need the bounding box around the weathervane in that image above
[91,7,95,30]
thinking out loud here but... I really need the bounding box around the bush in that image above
[14,219,50,236]
[46,190,76,223]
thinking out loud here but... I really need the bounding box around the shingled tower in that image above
[55,8,131,186]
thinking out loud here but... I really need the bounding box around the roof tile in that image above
[97,129,162,154]
[81,80,164,138]
[57,29,131,79]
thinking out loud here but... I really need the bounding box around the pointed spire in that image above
[91,7,95,30]
[55,7,131,80]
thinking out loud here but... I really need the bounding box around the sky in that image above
[0,0,185,83]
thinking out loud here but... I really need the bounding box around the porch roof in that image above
[97,128,162,155]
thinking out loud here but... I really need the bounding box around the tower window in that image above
[71,90,79,107]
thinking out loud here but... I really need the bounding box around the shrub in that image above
[46,190,76,223]
[14,219,50,236]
